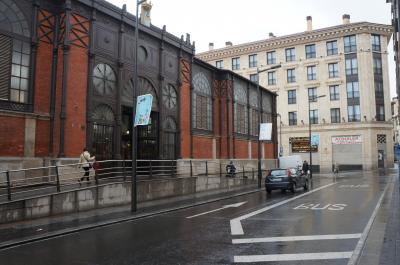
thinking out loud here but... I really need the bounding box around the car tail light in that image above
[287,169,291,177]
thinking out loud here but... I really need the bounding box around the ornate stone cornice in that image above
[197,22,393,61]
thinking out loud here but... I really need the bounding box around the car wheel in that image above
[266,189,272,194]
[290,183,296,194]
[303,180,309,191]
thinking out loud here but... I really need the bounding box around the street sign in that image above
[259,123,272,141]
[311,134,319,146]
[134,94,153,126]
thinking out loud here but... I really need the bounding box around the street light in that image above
[131,0,146,212]
[257,64,281,188]
[277,113,282,157]
[308,94,325,179]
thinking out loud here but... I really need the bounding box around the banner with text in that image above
[331,135,362,145]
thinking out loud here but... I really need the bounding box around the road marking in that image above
[232,233,361,244]
[347,181,391,265]
[234,251,353,263]
[230,182,337,235]
[186,202,247,219]
[293,203,347,211]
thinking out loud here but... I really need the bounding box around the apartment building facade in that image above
[198,15,394,172]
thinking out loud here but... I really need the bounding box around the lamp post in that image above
[277,113,282,157]
[257,64,281,188]
[131,0,146,212]
[308,94,325,179]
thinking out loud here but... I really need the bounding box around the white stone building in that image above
[197,15,394,172]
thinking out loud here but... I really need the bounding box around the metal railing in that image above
[0,159,267,202]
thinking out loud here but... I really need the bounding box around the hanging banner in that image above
[134,94,153,126]
[331,135,362,145]
[311,134,320,146]
[259,123,272,141]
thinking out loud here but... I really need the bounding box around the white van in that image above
[279,155,303,169]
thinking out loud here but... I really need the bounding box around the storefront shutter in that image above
[0,34,12,100]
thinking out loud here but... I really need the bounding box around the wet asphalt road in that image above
[0,171,394,265]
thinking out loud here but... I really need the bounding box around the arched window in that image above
[93,63,116,95]
[162,116,177,159]
[162,84,177,110]
[123,77,159,111]
[0,1,31,111]
[92,104,115,160]
[192,72,212,130]
[234,83,248,134]
[249,89,259,136]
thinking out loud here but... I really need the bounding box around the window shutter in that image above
[0,34,12,100]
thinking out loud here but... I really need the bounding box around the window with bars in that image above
[326,40,338,56]
[268,71,276,85]
[372,34,381,52]
[308,87,317,102]
[348,105,360,122]
[309,109,318,124]
[288,111,297,126]
[249,54,257,68]
[376,104,385,121]
[305,44,316,59]
[329,85,340,100]
[330,108,340,123]
[288,90,296,104]
[345,58,358,75]
[232,57,240,70]
[93,63,116,95]
[9,39,30,103]
[250,109,259,136]
[285,48,295,62]
[373,57,382,75]
[267,51,276,65]
[344,35,357,53]
[192,72,212,131]
[346,82,359,99]
[377,134,386,143]
[216,60,223,69]
[328,63,339,78]
[307,65,317,80]
[287,68,296,83]
[234,84,248,134]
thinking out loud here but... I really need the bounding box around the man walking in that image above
[79,147,95,183]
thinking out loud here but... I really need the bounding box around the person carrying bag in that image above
[78,147,95,183]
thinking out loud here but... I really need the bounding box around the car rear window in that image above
[270,170,287,176]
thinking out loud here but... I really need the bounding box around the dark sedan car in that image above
[265,168,309,194]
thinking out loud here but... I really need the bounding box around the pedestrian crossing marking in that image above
[232,233,362,244]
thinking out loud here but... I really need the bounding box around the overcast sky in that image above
[108,0,396,98]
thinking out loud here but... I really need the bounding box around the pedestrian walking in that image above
[78,147,95,183]
[302,160,310,178]
[333,162,339,178]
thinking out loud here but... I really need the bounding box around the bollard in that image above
[252,168,255,179]
[220,163,222,178]
[6,170,11,201]
[242,165,245,178]
[206,161,208,176]
[190,160,193,177]
[55,165,61,192]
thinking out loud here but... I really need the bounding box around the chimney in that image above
[140,1,152,27]
[269,32,275,38]
[342,14,350,24]
[225,41,233,47]
[306,16,312,31]
[209,42,214,51]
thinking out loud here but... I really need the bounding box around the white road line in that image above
[230,182,337,235]
[347,181,391,265]
[186,202,247,219]
[234,251,353,263]
[232,233,362,244]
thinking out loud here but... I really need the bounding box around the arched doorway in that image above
[91,104,115,160]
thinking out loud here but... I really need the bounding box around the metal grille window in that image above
[305,44,316,59]
[216,60,223,69]
[376,104,385,121]
[288,90,296,104]
[287,68,296,83]
[268,71,276,85]
[345,58,358,75]
[92,104,115,160]
[234,84,248,134]
[249,54,257,68]
[192,72,212,130]
[267,51,276,65]
[347,82,359,99]
[375,81,384,99]
[308,87,317,102]
[377,134,386,143]
[344,35,357,53]
[328,63,339,78]
[289,111,297,126]
[250,74,258,83]
[330,108,340,123]
[249,90,259,136]
[329,85,340,101]
[309,109,318,124]
[373,57,382,75]
[232,57,240,70]
[372,34,381,52]
[10,39,30,103]
[326,40,338,56]
[348,105,361,122]
[307,65,317,80]
[285,48,295,62]
[93,63,116,95]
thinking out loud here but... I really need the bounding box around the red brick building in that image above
[0,0,277,167]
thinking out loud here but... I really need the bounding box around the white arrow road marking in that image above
[232,233,362,244]
[234,252,353,263]
[230,182,337,235]
[186,202,247,219]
